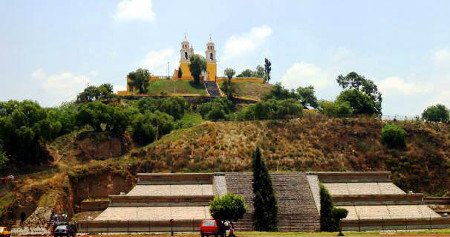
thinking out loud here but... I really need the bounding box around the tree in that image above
[320,185,348,232]
[237,69,254,77]
[296,86,318,108]
[252,147,277,231]
[198,98,232,121]
[0,147,9,174]
[422,104,449,122]
[263,83,296,101]
[209,193,247,223]
[128,68,150,93]
[189,55,206,85]
[336,72,382,115]
[177,67,182,79]
[255,65,265,78]
[264,58,272,83]
[0,100,60,164]
[336,89,377,115]
[76,101,129,135]
[224,68,236,81]
[381,124,407,149]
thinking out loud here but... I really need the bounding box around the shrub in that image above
[235,99,303,121]
[422,104,449,122]
[336,89,377,115]
[320,184,336,231]
[198,98,232,121]
[381,124,407,149]
[209,193,246,222]
[138,97,188,120]
[77,101,129,135]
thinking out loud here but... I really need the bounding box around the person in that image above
[228,222,235,237]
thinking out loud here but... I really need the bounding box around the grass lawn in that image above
[147,80,207,95]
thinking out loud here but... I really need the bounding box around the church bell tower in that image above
[179,34,194,79]
[205,35,217,81]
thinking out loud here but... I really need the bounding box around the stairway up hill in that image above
[204,81,221,97]
[225,172,320,231]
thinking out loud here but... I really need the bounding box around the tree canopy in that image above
[209,193,247,222]
[336,89,377,115]
[296,86,319,108]
[336,72,382,115]
[128,68,150,93]
[189,54,206,84]
[76,84,115,103]
[264,58,272,83]
[422,104,449,122]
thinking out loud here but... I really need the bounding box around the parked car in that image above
[0,227,11,237]
[199,219,225,237]
[53,224,76,237]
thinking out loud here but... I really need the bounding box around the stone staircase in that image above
[204,81,221,97]
[225,172,320,231]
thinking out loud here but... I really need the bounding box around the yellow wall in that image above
[216,77,265,84]
[179,62,193,80]
[206,62,217,81]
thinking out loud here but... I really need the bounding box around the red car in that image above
[199,219,224,237]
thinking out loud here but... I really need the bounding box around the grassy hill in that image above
[147,80,207,95]
[146,79,272,100]
[1,115,448,223]
[134,116,449,195]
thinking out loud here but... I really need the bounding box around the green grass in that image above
[147,80,207,95]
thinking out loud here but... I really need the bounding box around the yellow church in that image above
[119,35,264,96]
[175,35,217,81]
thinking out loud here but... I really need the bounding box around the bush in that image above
[381,124,407,149]
[235,99,303,121]
[77,101,129,135]
[209,193,247,222]
[320,184,336,231]
[131,111,174,145]
[137,97,188,120]
[319,100,353,117]
[422,104,449,122]
[198,98,232,121]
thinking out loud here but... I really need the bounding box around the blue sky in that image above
[0,0,449,116]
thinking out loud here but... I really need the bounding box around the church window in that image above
[185,52,188,60]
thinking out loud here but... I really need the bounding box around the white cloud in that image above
[114,0,155,22]
[140,48,178,75]
[223,25,272,60]
[434,48,450,65]
[31,69,90,104]
[280,62,332,89]
[113,84,127,93]
[378,77,432,95]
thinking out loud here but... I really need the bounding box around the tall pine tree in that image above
[252,147,278,231]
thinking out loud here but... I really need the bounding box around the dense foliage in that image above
[252,147,278,231]
[336,72,382,115]
[138,97,188,120]
[320,185,348,232]
[76,83,115,103]
[235,99,303,120]
[422,104,449,122]
[198,98,232,121]
[189,55,206,84]
[0,100,65,164]
[209,193,247,222]
[76,101,129,135]
[319,100,352,117]
[131,111,174,145]
[0,148,8,173]
[381,124,407,149]
[336,89,377,116]
[127,68,150,93]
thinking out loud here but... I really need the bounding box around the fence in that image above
[341,217,450,231]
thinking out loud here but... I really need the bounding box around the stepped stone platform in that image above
[78,171,449,233]
[313,171,448,230]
